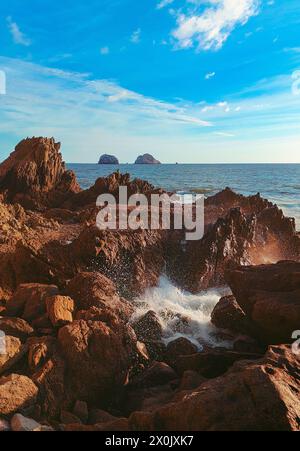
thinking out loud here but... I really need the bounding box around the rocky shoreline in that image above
[0,137,299,431]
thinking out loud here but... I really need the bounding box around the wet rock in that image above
[130,362,177,389]
[211,295,254,335]
[132,311,163,342]
[0,374,38,416]
[46,295,74,327]
[166,338,198,365]
[66,272,133,321]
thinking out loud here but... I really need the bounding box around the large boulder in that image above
[130,346,300,431]
[66,272,133,320]
[211,295,255,335]
[0,374,38,416]
[225,261,300,343]
[58,319,138,406]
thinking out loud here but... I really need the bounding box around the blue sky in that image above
[0,0,300,163]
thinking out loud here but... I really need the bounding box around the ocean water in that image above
[68,163,300,230]
[131,276,232,349]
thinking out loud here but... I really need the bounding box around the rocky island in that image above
[0,137,299,431]
[98,154,119,165]
[135,154,161,164]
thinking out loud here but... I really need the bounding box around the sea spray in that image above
[132,276,232,350]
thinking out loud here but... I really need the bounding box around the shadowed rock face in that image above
[98,154,119,165]
[0,137,80,208]
[135,154,161,164]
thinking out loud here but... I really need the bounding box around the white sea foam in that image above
[132,276,232,350]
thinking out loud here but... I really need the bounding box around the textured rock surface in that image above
[46,295,74,327]
[130,346,300,431]
[0,374,38,416]
[225,261,300,343]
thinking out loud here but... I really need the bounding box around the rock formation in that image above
[135,154,161,164]
[0,137,299,431]
[98,154,119,165]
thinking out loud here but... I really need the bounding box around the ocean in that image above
[68,163,300,230]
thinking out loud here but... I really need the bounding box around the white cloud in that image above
[205,71,216,80]
[157,0,174,9]
[172,0,260,51]
[130,28,141,44]
[100,46,110,55]
[6,16,31,46]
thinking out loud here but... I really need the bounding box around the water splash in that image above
[132,276,232,350]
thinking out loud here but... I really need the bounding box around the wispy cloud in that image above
[6,16,31,46]
[157,0,174,9]
[130,28,141,44]
[100,46,110,55]
[205,72,216,80]
[170,0,260,51]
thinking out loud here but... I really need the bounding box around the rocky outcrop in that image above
[98,154,119,165]
[0,137,80,209]
[224,261,300,344]
[135,154,161,164]
[130,346,300,431]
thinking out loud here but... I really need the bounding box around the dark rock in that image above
[135,154,161,165]
[98,154,119,165]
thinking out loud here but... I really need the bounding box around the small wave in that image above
[132,276,232,350]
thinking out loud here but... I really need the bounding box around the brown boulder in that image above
[130,346,300,431]
[46,295,74,327]
[226,261,300,343]
[6,283,59,321]
[0,335,27,375]
[58,319,137,406]
[211,295,254,335]
[166,338,198,365]
[132,311,163,342]
[0,374,38,416]
[0,317,34,341]
[66,272,133,321]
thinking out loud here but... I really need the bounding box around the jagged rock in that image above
[0,317,34,341]
[98,154,119,165]
[135,154,161,164]
[211,295,254,335]
[225,261,300,343]
[132,311,163,342]
[130,346,300,431]
[46,295,74,327]
[0,374,38,416]
[0,137,80,209]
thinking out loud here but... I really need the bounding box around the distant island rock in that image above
[98,154,119,165]
[135,154,161,164]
